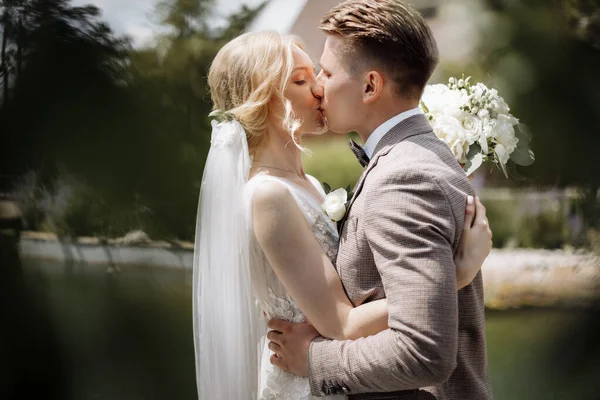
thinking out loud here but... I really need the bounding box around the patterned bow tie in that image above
[348,139,370,168]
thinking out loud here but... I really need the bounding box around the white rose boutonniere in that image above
[321,182,354,222]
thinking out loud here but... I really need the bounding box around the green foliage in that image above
[563,0,600,50]
[586,228,600,254]
[476,0,600,227]
[479,198,520,248]
[1,0,262,241]
[518,212,569,249]
[302,137,364,191]
[480,191,590,249]
[155,0,214,37]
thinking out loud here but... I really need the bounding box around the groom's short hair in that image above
[320,0,439,100]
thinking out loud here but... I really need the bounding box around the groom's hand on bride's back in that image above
[266,319,320,377]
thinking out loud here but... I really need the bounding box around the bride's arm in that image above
[253,182,385,341]
[253,183,490,341]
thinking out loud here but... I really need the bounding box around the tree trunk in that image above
[16,15,22,90]
[1,22,9,105]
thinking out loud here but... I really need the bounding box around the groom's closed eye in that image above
[317,64,328,76]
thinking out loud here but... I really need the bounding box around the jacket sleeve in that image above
[308,171,460,396]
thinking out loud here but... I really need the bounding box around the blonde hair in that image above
[208,31,305,154]
[320,0,439,99]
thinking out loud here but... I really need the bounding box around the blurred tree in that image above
[156,0,213,38]
[120,0,263,239]
[0,0,131,188]
[0,0,265,240]
[478,0,600,230]
[564,0,600,49]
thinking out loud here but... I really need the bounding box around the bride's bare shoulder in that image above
[249,178,308,241]
[251,178,295,214]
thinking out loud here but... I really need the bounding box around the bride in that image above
[193,31,491,400]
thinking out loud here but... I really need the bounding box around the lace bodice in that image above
[244,174,343,400]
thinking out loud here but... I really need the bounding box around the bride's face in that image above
[269,46,326,136]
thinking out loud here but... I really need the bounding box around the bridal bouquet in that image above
[419,76,535,178]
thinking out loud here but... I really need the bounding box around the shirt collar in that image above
[363,108,423,159]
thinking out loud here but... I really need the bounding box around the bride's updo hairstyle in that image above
[208,31,304,154]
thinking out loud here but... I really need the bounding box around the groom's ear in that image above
[362,70,384,104]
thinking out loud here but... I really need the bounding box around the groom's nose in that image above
[311,80,324,100]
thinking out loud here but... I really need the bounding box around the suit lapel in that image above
[338,114,433,231]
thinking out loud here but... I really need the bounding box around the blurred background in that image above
[0,0,598,399]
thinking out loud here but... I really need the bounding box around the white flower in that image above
[493,115,520,155]
[459,112,482,142]
[321,188,348,222]
[478,126,490,155]
[495,143,510,164]
[488,94,511,116]
[498,112,519,126]
[421,84,462,118]
[432,115,471,163]
[472,84,485,101]
[421,76,533,177]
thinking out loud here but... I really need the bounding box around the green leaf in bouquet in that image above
[348,191,354,199]
[323,182,332,194]
[514,124,533,144]
[419,100,430,114]
[507,160,527,181]
[497,155,509,179]
[345,185,351,193]
[464,153,484,176]
[510,146,536,166]
[466,143,482,159]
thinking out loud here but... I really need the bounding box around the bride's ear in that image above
[363,70,384,104]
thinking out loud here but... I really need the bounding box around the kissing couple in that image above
[193,0,493,399]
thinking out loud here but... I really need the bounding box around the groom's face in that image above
[315,35,365,134]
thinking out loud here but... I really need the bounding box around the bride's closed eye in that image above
[295,80,306,85]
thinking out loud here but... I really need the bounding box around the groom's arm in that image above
[309,170,460,395]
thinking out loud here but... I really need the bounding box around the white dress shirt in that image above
[363,107,423,159]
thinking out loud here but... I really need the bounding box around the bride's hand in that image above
[454,196,492,289]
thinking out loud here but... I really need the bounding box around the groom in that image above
[267,0,492,399]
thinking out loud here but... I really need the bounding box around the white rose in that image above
[421,84,462,118]
[477,109,490,119]
[321,188,348,221]
[459,112,482,143]
[488,93,510,116]
[493,116,519,154]
[497,112,519,126]
[433,115,470,163]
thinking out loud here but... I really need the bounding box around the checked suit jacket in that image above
[308,114,493,400]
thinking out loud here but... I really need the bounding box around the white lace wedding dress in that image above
[244,174,346,400]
